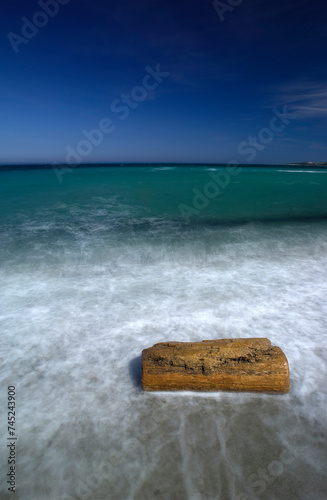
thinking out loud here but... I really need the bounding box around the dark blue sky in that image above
[1,0,326,164]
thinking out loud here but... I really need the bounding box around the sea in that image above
[0,164,327,500]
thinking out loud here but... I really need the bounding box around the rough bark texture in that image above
[142,338,290,393]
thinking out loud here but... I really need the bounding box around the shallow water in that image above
[1,166,327,499]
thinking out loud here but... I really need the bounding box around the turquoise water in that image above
[1,165,327,224]
[1,165,327,499]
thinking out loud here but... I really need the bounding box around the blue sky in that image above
[1,0,326,164]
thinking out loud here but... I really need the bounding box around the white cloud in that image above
[273,80,327,118]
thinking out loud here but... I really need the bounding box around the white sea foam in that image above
[150,167,177,171]
[276,169,326,173]
[0,218,327,499]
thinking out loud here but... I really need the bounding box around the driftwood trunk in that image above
[142,338,290,393]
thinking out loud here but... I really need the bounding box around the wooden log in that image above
[142,338,290,393]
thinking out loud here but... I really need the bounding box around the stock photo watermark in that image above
[178,162,242,221]
[7,0,71,54]
[213,0,244,22]
[236,448,295,500]
[178,105,297,221]
[237,106,297,162]
[52,64,170,182]
[6,386,17,493]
